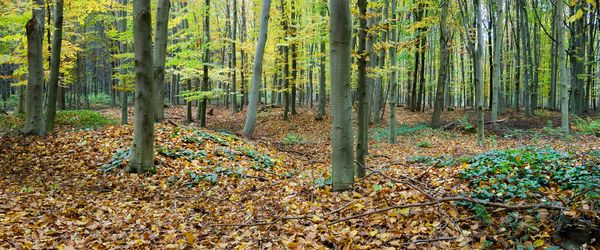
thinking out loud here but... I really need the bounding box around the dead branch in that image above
[406,237,458,245]
[329,196,565,225]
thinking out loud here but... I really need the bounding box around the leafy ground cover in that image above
[1,106,599,249]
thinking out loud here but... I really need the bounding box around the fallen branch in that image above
[357,161,434,200]
[329,196,565,225]
[407,237,458,245]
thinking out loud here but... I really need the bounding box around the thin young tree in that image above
[44,0,64,133]
[491,0,503,124]
[126,0,156,174]
[557,0,569,132]
[231,0,238,113]
[329,0,354,191]
[388,0,398,144]
[243,0,272,137]
[474,0,484,146]
[153,0,170,122]
[23,0,45,136]
[431,0,450,128]
[355,0,369,177]
[316,1,327,120]
[198,0,210,127]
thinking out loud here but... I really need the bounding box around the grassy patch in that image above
[56,110,117,129]
[0,110,116,133]
[282,132,305,145]
[371,123,428,142]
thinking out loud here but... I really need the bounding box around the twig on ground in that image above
[328,196,565,225]
[406,237,458,245]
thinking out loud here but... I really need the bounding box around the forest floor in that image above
[1,106,599,249]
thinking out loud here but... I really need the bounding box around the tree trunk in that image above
[243,0,271,137]
[231,0,238,113]
[557,0,569,132]
[431,0,449,128]
[317,4,327,120]
[153,0,170,122]
[198,0,210,127]
[43,0,64,133]
[23,0,45,136]
[329,0,354,191]
[475,0,484,146]
[491,0,503,124]
[388,0,398,144]
[355,0,369,178]
[126,0,155,174]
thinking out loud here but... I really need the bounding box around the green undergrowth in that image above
[371,123,428,142]
[56,110,117,129]
[0,110,116,133]
[460,147,599,203]
[101,127,283,187]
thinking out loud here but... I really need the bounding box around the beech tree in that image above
[153,0,170,122]
[329,0,354,191]
[44,0,65,133]
[243,0,272,137]
[126,0,155,174]
[23,0,45,136]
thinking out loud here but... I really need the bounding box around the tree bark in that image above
[557,0,569,132]
[491,0,503,124]
[329,0,354,191]
[243,0,271,137]
[23,0,45,136]
[388,0,398,144]
[355,0,370,178]
[474,0,484,146]
[317,3,327,120]
[44,0,64,133]
[231,0,238,113]
[431,0,449,128]
[126,0,156,174]
[198,0,210,127]
[153,0,170,122]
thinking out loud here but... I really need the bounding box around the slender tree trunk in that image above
[388,0,398,144]
[243,0,271,137]
[557,0,569,132]
[475,0,484,146]
[317,4,327,120]
[23,0,45,136]
[491,0,503,124]
[153,0,170,122]
[549,4,557,110]
[231,0,238,113]
[355,0,369,178]
[199,0,210,127]
[329,0,354,191]
[126,0,155,174]
[431,0,449,128]
[43,0,64,133]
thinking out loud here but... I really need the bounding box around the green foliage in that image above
[407,154,463,167]
[0,112,24,132]
[574,116,600,135]
[460,147,599,202]
[158,147,207,160]
[415,140,431,148]
[282,132,305,145]
[88,93,113,107]
[100,148,130,172]
[56,110,117,129]
[458,115,475,132]
[371,123,428,142]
